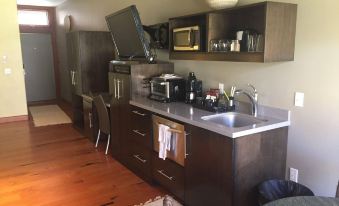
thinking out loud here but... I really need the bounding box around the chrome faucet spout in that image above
[234,84,258,117]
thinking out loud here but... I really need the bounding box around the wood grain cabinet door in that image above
[184,125,234,206]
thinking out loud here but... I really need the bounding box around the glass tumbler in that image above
[218,39,231,52]
[210,39,220,52]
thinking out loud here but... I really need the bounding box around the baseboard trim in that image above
[0,115,28,124]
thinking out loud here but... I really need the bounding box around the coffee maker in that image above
[185,72,202,104]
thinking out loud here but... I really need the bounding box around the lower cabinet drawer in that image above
[152,153,185,201]
[126,144,152,181]
[129,128,152,148]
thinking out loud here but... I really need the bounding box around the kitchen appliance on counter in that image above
[185,72,202,104]
[173,26,201,51]
[149,74,186,103]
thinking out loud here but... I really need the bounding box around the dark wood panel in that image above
[169,1,297,62]
[125,143,153,182]
[264,2,297,62]
[79,31,114,94]
[233,127,288,206]
[170,51,264,62]
[71,94,84,130]
[185,125,234,206]
[66,31,115,96]
[83,99,94,141]
[152,153,185,201]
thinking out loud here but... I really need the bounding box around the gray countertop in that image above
[130,95,290,138]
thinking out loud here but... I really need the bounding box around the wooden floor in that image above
[0,104,164,206]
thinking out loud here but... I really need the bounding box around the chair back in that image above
[93,95,110,134]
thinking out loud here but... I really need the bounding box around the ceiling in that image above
[17,0,67,6]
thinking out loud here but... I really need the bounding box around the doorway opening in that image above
[18,5,60,106]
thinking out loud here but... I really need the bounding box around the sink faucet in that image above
[235,84,258,117]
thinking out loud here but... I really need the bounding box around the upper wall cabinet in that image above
[169,1,297,62]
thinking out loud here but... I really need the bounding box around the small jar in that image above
[231,40,240,52]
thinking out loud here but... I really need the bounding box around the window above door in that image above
[18,10,49,26]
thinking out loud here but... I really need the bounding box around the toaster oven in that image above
[149,74,185,103]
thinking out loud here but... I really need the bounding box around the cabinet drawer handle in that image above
[157,170,175,181]
[133,129,146,137]
[132,110,146,116]
[133,154,147,163]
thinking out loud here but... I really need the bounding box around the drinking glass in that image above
[218,39,231,52]
[210,39,220,52]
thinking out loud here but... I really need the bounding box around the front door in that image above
[20,33,56,102]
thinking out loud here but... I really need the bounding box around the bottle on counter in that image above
[217,87,227,112]
[185,72,197,104]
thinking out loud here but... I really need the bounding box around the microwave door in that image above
[174,30,191,47]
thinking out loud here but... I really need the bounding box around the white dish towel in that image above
[158,124,172,160]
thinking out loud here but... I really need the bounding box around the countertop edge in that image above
[130,99,290,138]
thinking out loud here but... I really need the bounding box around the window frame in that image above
[17,5,55,33]
[18,9,50,27]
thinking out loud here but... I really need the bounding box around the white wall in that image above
[0,0,27,118]
[56,0,339,196]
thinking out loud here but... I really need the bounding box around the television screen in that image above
[105,5,153,62]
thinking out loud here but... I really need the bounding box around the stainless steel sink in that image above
[201,112,267,128]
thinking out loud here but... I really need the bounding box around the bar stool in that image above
[93,95,110,155]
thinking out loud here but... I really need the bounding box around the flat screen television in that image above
[105,5,154,63]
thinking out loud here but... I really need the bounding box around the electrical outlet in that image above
[290,167,299,182]
[294,92,304,107]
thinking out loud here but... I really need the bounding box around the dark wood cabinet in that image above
[108,62,174,161]
[125,105,288,206]
[83,97,94,142]
[152,153,185,201]
[66,31,114,95]
[109,71,131,161]
[71,94,84,130]
[169,1,297,62]
[185,125,233,206]
[123,106,153,181]
[129,107,153,149]
[185,125,288,206]
[66,31,114,129]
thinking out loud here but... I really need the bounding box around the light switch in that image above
[4,67,12,75]
[294,92,304,107]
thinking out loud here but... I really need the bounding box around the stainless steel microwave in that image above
[173,26,200,51]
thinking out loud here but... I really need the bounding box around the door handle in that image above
[120,79,124,98]
[70,71,74,85]
[117,79,121,99]
[73,71,77,85]
[132,110,146,116]
[157,170,175,181]
[114,78,117,98]
[133,154,147,163]
[132,129,146,137]
[185,132,190,159]
[89,112,92,128]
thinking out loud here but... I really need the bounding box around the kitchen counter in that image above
[130,95,290,138]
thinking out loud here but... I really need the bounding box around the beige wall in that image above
[0,0,27,118]
[56,0,339,196]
